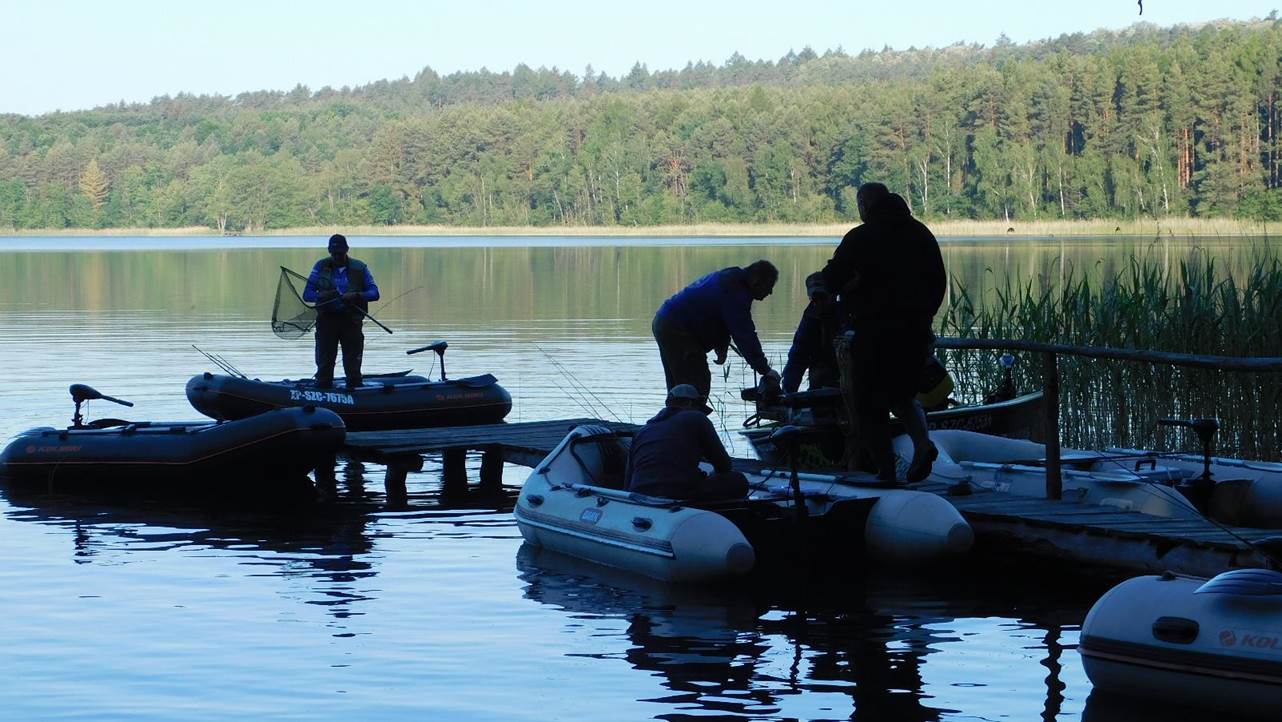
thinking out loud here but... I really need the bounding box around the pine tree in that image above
[78,159,108,211]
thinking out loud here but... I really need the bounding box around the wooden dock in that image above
[344,418,1278,577]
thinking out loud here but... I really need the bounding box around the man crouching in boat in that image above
[303,233,380,389]
[624,385,749,501]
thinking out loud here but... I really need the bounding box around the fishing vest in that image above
[316,257,369,316]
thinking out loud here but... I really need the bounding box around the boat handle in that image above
[596,497,608,507]
[1152,616,1199,644]
[527,495,544,507]
[632,517,652,531]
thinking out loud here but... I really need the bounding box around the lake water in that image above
[0,235,1266,721]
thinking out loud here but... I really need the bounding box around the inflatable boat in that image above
[514,425,973,582]
[186,340,511,431]
[0,384,344,489]
[1080,569,1282,719]
[897,428,1282,526]
[741,389,1044,471]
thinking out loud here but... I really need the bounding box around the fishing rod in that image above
[281,266,394,335]
[192,345,248,379]
[534,343,623,423]
[527,344,601,419]
[375,285,423,315]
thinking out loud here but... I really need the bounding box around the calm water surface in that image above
[0,236,1265,721]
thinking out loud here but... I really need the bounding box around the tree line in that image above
[2,18,1281,231]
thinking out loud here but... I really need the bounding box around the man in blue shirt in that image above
[303,233,380,389]
[652,260,780,398]
[624,384,748,500]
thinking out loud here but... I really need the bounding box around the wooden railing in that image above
[933,337,1282,500]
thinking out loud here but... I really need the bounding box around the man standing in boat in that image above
[303,233,380,389]
[625,384,748,500]
[652,260,781,399]
[819,183,945,483]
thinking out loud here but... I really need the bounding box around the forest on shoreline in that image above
[3,18,1282,233]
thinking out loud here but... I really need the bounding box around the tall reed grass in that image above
[937,249,1282,459]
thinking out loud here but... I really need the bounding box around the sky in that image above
[2,0,1279,116]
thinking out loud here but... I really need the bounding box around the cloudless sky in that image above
[3,0,1278,116]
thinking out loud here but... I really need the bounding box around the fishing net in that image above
[272,267,320,339]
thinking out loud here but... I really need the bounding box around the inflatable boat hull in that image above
[186,372,512,431]
[904,430,1282,526]
[515,426,973,582]
[743,391,1044,470]
[1080,571,1282,719]
[0,406,345,488]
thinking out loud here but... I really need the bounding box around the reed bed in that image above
[937,250,1282,459]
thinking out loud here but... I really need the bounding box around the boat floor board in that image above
[345,417,1278,575]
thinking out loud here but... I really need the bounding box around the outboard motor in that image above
[1158,417,1220,511]
[769,424,808,521]
[983,353,1017,404]
[407,340,449,381]
[69,384,133,428]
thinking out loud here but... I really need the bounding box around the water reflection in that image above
[0,453,517,623]
[516,545,1122,721]
[2,484,377,618]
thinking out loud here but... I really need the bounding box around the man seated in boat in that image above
[624,385,749,501]
[652,260,781,398]
[302,233,380,389]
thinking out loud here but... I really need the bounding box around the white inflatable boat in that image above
[1080,569,1282,719]
[515,425,973,582]
[894,430,1282,525]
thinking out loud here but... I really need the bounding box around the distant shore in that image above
[2,218,1277,239]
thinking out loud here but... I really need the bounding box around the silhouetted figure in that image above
[624,384,749,500]
[781,272,845,394]
[303,233,380,389]
[652,260,780,398]
[820,183,945,482]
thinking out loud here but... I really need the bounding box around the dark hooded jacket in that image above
[819,194,945,327]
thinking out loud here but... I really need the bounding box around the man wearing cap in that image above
[303,233,380,389]
[623,384,748,500]
[652,259,781,399]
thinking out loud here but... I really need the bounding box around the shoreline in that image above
[0,218,1276,239]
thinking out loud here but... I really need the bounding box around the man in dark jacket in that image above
[624,384,748,500]
[781,272,845,394]
[303,233,381,389]
[652,260,780,398]
[819,183,945,482]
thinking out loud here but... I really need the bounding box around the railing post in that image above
[1043,351,1062,500]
